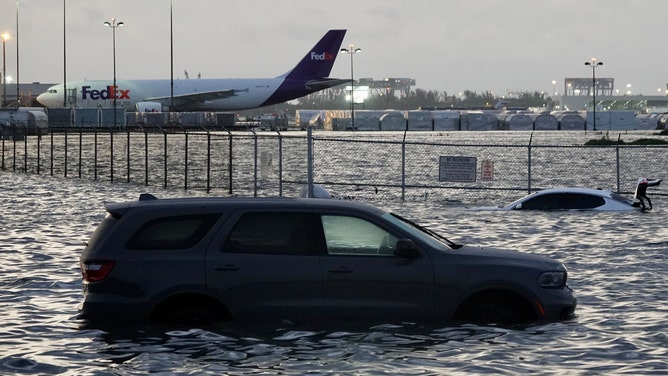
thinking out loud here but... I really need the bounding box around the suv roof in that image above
[105,195,387,217]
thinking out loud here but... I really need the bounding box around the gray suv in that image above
[79,195,576,323]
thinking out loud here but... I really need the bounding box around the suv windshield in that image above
[383,213,462,250]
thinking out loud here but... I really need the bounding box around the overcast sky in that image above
[1,0,667,96]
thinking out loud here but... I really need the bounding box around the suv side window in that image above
[321,215,398,256]
[223,212,318,255]
[127,214,220,250]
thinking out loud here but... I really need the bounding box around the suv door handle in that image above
[214,265,239,272]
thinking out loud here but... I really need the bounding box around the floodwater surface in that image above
[0,149,667,375]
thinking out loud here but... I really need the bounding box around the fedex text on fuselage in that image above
[82,85,131,100]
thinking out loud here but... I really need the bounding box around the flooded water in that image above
[1,135,667,374]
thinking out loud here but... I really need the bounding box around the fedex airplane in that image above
[37,29,348,112]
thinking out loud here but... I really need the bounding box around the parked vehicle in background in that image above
[255,113,289,131]
[503,178,662,211]
[79,195,576,324]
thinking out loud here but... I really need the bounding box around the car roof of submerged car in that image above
[104,195,388,217]
[532,187,613,196]
[502,187,618,210]
[511,187,614,202]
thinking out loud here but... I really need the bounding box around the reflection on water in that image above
[81,321,545,375]
[0,145,667,374]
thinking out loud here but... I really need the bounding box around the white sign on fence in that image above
[439,156,477,182]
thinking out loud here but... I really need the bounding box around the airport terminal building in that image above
[0,82,52,108]
[559,77,668,113]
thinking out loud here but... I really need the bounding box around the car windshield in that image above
[383,212,462,250]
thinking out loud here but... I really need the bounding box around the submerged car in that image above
[79,194,576,324]
[503,178,662,211]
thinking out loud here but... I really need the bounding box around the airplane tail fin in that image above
[281,30,347,79]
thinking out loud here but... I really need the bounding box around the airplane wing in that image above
[305,78,349,91]
[144,88,249,106]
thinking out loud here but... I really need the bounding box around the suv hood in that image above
[450,245,566,271]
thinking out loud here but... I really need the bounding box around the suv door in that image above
[206,210,324,320]
[319,213,435,320]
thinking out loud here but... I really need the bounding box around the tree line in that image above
[243,87,558,117]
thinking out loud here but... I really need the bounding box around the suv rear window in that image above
[127,214,220,250]
[86,212,121,250]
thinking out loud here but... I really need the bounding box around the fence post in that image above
[78,129,83,178]
[306,125,313,197]
[184,131,189,190]
[94,128,98,180]
[206,132,211,193]
[227,130,233,195]
[527,133,533,194]
[163,131,168,188]
[64,128,68,177]
[252,128,258,197]
[110,130,114,183]
[50,131,54,176]
[36,130,41,175]
[401,126,408,201]
[616,134,621,193]
[278,131,283,197]
[127,130,131,183]
[12,134,16,172]
[23,130,27,173]
[144,130,149,186]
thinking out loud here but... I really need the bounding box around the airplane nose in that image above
[36,92,52,107]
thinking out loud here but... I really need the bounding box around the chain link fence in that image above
[1,129,666,205]
[309,132,666,205]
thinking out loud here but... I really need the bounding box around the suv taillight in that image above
[80,260,114,282]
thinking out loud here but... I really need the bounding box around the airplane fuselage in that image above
[43,78,288,111]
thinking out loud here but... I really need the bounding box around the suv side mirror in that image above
[394,239,420,259]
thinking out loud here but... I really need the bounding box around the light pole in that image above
[15,0,19,108]
[104,18,123,127]
[170,0,174,111]
[340,44,361,130]
[584,57,602,131]
[1,32,8,107]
